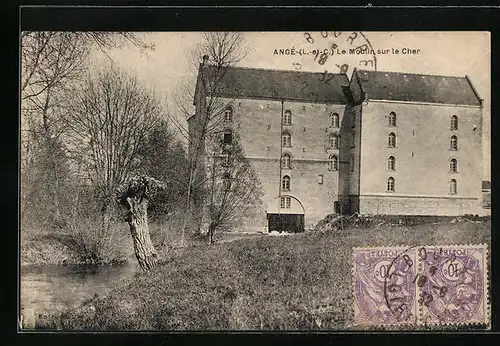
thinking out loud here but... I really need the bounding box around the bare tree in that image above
[205,132,263,244]
[169,32,248,245]
[21,32,89,223]
[20,31,153,226]
[116,175,167,271]
[63,66,163,234]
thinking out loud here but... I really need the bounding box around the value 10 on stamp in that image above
[352,244,489,329]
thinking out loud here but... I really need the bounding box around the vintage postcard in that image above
[20,31,490,331]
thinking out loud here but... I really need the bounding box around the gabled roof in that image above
[199,65,349,104]
[354,69,483,106]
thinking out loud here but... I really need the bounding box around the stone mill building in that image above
[188,58,484,233]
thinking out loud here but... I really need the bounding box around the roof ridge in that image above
[357,69,466,79]
[206,63,348,77]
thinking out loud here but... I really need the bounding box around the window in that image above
[388,132,396,147]
[450,158,458,172]
[282,175,291,191]
[282,131,292,147]
[223,130,233,145]
[451,115,458,130]
[387,177,395,192]
[329,155,338,171]
[282,153,291,169]
[283,110,292,125]
[224,106,233,122]
[329,133,339,149]
[350,154,355,172]
[331,112,340,128]
[280,196,291,209]
[223,153,230,167]
[222,172,231,191]
[449,179,457,194]
[318,174,324,184]
[389,111,397,126]
[351,131,356,148]
[450,135,458,150]
[388,156,396,170]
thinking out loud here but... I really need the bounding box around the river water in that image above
[20,263,140,320]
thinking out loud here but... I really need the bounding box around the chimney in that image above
[202,54,209,66]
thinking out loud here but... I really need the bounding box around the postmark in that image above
[352,244,490,328]
[292,31,378,77]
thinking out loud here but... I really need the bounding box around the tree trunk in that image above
[208,222,216,245]
[126,197,159,271]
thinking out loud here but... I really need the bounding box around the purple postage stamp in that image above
[353,244,489,328]
[353,247,417,326]
[416,244,489,326]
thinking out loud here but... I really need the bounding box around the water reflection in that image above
[20,263,140,318]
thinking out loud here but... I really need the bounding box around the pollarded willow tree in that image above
[116,175,167,271]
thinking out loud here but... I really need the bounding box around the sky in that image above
[98,32,490,180]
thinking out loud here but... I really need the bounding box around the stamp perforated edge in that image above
[352,244,491,330]
[416,243,490,329]
[351,245,418,329]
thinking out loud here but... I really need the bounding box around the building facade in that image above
[189,61,484,233]
[347,69,484,216]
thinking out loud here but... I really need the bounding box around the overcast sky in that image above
[99,32,490,180]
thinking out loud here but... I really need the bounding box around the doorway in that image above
[267,213,305,233]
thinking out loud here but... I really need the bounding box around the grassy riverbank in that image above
[34,215,490,331]
[20,219,188,267]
